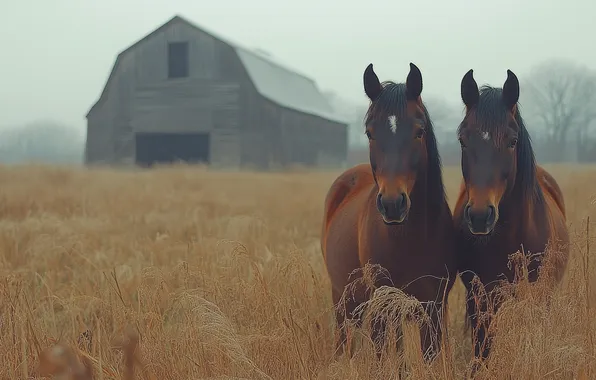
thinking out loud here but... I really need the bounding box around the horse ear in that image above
[502,69,520,111]
[461,69,479,109]
[363,63,382,101]
[406,62,423,101]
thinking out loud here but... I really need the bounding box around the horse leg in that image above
[369,312,388,359]
[419,301,445,363]
[334,309,349,357]
[466,288,492,363]
[367,278,394,359]
[332,287,363,358]
[335,286,386,359]
[332,288,348,357]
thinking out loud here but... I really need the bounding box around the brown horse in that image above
[321,63,457,360]
[454,69,570,362]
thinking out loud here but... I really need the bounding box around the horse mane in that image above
[364,81,447,212]
[457,85,544,206]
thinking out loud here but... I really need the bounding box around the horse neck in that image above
[403,166,437,227]
[409,172,429,215]
[413,156,447,214]
[498,174,545,235]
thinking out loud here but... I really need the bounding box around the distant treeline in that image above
[0,121,84,165]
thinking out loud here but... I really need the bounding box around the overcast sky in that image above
[1,0,594,132]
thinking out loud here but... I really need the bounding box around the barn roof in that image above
[87,15,348,124]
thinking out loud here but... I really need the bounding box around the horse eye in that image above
[365,130,373,140]
[459,137,467,148]
[509,138,518,148]
[415,129,425,139]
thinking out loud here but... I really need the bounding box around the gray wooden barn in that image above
[85,15,349,169]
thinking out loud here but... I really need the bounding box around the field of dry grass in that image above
[1,163,596,379]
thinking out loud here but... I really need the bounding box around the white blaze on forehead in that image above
[481,131,490,141]
[388,115,397,134]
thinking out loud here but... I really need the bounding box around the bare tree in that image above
[521,59,596,160]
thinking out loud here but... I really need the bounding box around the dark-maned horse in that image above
[321,63,457,360]
[454,69,570,363]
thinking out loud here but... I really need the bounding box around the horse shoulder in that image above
[321,164,374,248]
[321,164,376,293]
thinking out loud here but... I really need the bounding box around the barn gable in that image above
[86,15,346,124]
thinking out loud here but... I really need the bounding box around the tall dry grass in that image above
[0,163,595,379]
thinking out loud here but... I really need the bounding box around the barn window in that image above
[168,41,189,78]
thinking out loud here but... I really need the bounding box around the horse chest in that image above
[364,232,442,280]
[462,233,547,285]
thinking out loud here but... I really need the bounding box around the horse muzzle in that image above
[464,203,497,235]
[377,192,410,225]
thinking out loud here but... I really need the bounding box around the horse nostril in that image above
[486,205,496,226]
[396,193,407,213]
[376,193,385,212]
[464,204,472,221]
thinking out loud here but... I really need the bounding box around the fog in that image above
[1,0,595,164]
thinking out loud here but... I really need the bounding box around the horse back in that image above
[536,165,566,218]
[535,165,569,282]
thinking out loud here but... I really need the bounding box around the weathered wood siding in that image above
[86,52,136,165]
[238,80,265,169]
[236,98,348,170]
[271,106,348,168]
[87,19,249,167]
[85,106,112,164]
[112,54,136,164]
[133,80,215,134]
[234,98,277,170]
[316,120,348,168]
[131,80,241,165]
[282,111,318,167]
